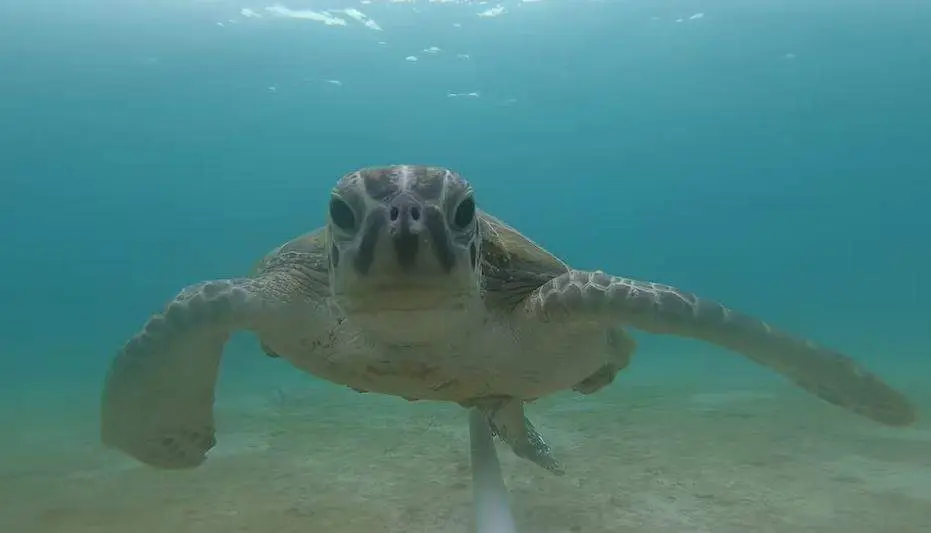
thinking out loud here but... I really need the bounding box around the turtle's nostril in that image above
[387,193,424,233]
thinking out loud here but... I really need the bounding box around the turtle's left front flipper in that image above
[466,397,565,475]
[101,271,320,469]
[524,270,918,428]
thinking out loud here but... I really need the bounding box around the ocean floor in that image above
[2,373,930,533]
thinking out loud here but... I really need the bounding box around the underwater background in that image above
[1,0,929,532]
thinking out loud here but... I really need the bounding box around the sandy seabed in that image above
[2,376,930,533]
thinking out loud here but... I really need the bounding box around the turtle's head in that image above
[325,165,482,343]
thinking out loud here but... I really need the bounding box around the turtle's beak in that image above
[387,193,424,271]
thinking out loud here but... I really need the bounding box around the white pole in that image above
[469,408,518,533]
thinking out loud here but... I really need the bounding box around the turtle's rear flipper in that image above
[101,278,269,469]
[469,397,564,475]
[573,328,636,395]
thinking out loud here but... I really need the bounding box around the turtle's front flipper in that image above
[466,397,564,475]
[101,277,291,469]
[524,270,918,427]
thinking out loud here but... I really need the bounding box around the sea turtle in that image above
[101,164,917,474]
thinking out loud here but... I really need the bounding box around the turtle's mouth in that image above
[337,284,471,313]
[333,285,479,345]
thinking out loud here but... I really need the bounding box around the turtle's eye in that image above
[329,197,356,231]
[452,196,475,230]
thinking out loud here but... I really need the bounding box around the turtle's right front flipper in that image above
[101,278,281,469]
[523,270,918,428]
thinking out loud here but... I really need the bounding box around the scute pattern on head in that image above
[356,165,451,204]
[335,165,464,210]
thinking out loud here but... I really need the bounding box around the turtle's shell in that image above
[251,211,569,311]
[475,212,568,309]
[251,227,328,277]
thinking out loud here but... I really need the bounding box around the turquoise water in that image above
[1,1,930,532]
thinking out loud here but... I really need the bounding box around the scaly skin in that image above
[101,271,320,469]
[526,270,917,427]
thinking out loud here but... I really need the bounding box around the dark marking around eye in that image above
[453,197,476,229]
[330,243,340,269]
[329,198,356,231]
[353,215,384,276]
[425,206,456,273]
